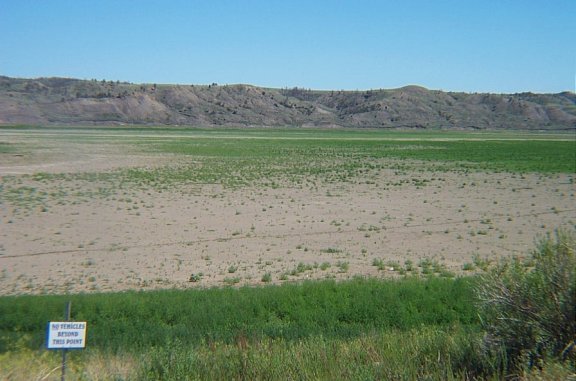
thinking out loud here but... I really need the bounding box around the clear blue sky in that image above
[1,1,574,93]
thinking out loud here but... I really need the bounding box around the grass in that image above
[138,326,493,381]
[125,137,574,189]
[0,142,18,153]
[0,276,487,379]
[1,128,573,213]
[1,326,496,381]
[2,273,571,380]
[0,277,478,353]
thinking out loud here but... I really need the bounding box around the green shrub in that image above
[372,258,385,270]
[336,261,349,273]
[475,229,576,371]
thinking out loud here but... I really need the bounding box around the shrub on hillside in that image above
[475,229,575,371]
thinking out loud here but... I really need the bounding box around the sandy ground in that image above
[0,132,574,295]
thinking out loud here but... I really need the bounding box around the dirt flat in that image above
[0,132,574,295]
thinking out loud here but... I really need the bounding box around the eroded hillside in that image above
[0,76,574,129]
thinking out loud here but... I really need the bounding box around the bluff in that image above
[0,76,574,130]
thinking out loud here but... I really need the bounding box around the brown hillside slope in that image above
[0,76,574,129]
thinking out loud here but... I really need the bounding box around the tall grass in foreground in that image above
[140,327,494,381]
[0,277,486,380]
[1,327,496,381]
[3,328,575,380]
[0,277,477,353]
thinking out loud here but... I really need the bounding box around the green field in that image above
[2,127,574,190]
[2,127,573,218]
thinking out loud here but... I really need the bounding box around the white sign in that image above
[47,321,87,349]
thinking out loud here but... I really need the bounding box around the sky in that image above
[1,1,574,94]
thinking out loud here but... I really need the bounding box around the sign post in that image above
[62,301,70,381]
[46,302,87,381]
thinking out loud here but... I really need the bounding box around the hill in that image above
[0,76,574,130]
